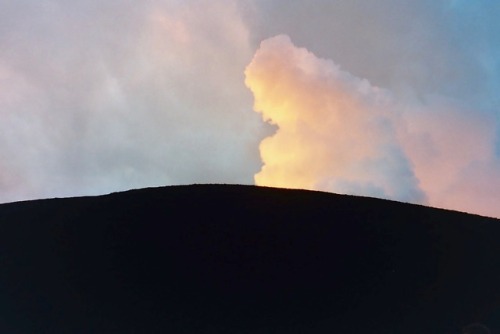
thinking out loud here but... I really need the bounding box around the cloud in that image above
[245,35,500,218]
[245,35,426,203]
[1,0,500,218]
[395,95,500,217]
[0,0,262,202]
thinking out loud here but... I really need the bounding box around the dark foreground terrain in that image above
[0,184,499,333]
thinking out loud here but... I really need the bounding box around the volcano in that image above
[0,184,499,333]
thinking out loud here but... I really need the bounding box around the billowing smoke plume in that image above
[245,35,500,218]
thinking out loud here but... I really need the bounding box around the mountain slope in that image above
[0,184,499,333]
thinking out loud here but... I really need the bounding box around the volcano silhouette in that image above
[0,184,499,333]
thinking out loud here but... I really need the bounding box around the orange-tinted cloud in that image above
[245,35,425,203]
[245,35,500,218]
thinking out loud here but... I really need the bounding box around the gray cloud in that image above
[0,0,264,202]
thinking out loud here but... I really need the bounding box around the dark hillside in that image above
[0,184,499,333]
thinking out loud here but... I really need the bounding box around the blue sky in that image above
[1,0,499,217]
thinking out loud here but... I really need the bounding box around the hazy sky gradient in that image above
[1,0,499,217]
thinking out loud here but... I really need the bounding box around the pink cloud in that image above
[245,35,500,218]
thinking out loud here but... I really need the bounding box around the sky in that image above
[1,0,500,218]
